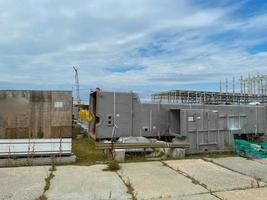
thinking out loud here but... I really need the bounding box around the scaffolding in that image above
[151,90,267,104]
[151,73,267,105]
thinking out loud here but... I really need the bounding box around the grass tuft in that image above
[103,159,121,171]
[49,164,57,172]
[44,172,55,192]
[116,174,137,200]
[35,194,47,200]
[36,163,56,200]
[72,126,107,166]
[125,178,137,200]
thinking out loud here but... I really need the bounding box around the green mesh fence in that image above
[234,139,267,159]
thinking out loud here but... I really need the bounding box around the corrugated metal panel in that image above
[0,138,72,156]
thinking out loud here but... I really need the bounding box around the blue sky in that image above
[0,0,267,100]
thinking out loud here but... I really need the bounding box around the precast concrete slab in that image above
[164,159,264,192]
[117,161,208,200]
[46,165,131,200]
[209,157,267,182]
[148,193,219,200]
[0,166,49,200]
[176,194,219,200]
[215,187,267,200]
[254,158,267,165]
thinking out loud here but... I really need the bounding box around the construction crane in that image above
[73,66,93,122]
[73,66,81,110]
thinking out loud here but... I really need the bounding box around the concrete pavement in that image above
[1,157,267,200]
[164,159,265,192]
[215,187,267,200]
[117,161,208,199]
[46,165,131,200]
[0,166,49,200]
[208,157,267,182]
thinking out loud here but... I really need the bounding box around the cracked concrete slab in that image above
[176,194,219,200]
[164,159,265,192]
[215,187,267,200]
[46,165,131,200]
[208,157,267,182]
[117,161,208,200]
[0,166,49,200]
[144,193,219,200]
[254,158,267,165]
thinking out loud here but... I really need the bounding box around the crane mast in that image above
[73,66,81,110]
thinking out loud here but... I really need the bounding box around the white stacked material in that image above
[118,136,150,143]
[156,139,186,158]
[118,136,151,152]
[114,149,126,161]
[171,148,185,158]
[0,155,76,167]
[0,138,72,157]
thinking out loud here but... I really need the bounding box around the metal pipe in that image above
[149,110,152,133]
[225,78,228,94]
[232,77,235,95]
[244,78,246,95]
[220,80,222,93]
[240,76,243,95]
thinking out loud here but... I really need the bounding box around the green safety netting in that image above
[234,139,267,159]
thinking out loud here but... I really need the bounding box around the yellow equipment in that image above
[78,109,93,122]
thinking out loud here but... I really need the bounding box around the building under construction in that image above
[151,90,267,105]
[152,73,267,105]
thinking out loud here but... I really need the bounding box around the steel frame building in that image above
[151,90,267,105]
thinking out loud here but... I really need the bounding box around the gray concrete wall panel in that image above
[90,91,267,153]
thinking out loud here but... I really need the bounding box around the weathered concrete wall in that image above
[89,91,267,153]
[0,90,72,139]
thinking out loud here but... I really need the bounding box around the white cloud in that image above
[0,0,267,99]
